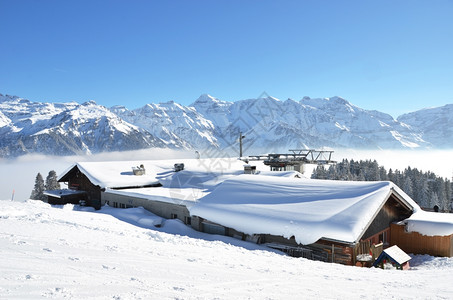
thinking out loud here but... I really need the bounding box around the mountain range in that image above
[1,92,451,158]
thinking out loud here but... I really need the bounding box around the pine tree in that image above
[445,180,452,212]
[416,177,430,208]
[402,176,414,199]
[429,191,439,210]
[45,170,60,191]
[30,173,45,201]
[388,168,394,183]
[311,166,327,179]
[379,166,388,181]
[438,178,448,211]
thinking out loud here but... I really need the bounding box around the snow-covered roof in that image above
[43,189,86,198]
[58,158,254,189]
[403,211,453,237]
[59,157,453,245]
[59,161,161,188]
[106,186,208,206]
[58,157,306,190]
[382,245,412,264]
[189,175,416,245]
[102,163,303,205]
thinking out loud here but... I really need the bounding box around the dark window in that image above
[202,222,226,235]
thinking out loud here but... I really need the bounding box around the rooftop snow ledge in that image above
[404,211,453,237]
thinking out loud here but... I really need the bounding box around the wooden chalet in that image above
[189,175,417,266]
[58,164,103,209]
[190,187,414,266]
[54,159,453,265]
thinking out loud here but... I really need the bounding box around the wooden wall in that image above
[362,195,412,240]
[390,223,453,257]
[59,166,102,209]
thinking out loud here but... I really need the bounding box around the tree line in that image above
[311,159,452,212]
[30,170,60,201]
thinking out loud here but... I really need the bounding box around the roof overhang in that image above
[43,189,87,199]
[354,187,415,244]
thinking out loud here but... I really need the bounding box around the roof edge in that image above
[354,183,415,244]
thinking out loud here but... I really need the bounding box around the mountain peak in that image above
[193,94,222,104]
[191,94,232,111]
[260,95,280,102]
[329,96,349,105]
[82,100,98,106]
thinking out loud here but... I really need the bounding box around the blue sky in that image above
[1,0,452,117]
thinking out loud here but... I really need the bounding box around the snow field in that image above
[1,200,453,299]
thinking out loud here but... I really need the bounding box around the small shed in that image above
[373,245,411,270]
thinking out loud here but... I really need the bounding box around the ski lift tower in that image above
[243,149,336,174]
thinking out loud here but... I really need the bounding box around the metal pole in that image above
[239,132,243,157]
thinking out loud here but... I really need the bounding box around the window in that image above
[202,222,226,235]
[184,216,192,225]
[378,230,388,245]
[171,213,178,219]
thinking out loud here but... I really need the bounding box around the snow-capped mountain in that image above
[0,92,449,158]
[398,104,453,148]
[111,100,219,150]
[0,94,163,157]
[191,94,429,152]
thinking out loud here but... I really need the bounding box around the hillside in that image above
[1,199,452,299]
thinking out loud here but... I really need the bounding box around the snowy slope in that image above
[398,104,453,148]
[1,199,453,299]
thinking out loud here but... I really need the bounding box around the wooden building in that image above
[190,188,414,266]
[390,223,453,257]
[55,160,210,225]
[189,175,416,266]
[58,165,102,209]
[54,159,453,265]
